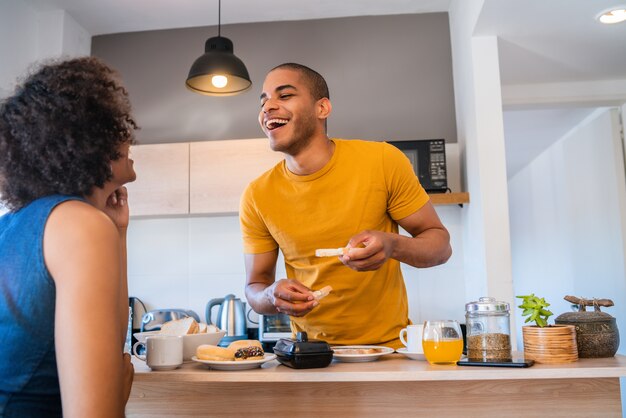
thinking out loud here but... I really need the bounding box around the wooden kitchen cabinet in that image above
[127,139,469,217]
[126,143,190,216]
[189,138,283,214]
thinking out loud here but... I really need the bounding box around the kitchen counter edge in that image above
[131,353,626,383]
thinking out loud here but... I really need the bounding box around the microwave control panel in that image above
[387,139,448,193]
[428,140,448,188]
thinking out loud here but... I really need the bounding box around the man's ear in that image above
[317,97,332,121]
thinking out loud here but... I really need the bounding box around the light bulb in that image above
[211,75,228,88]
[597,8,626,24]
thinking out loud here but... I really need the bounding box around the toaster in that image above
[140,309,200,332]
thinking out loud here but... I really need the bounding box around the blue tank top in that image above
[0,195,83,417]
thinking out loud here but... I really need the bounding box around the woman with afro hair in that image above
[0,57,137,417]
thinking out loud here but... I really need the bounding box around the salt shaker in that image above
[465,297,512,361]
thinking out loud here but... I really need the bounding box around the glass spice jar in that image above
[465,297,512,361]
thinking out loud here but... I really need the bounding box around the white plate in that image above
[191,353,277,370]
[396,348,426,361]
[331,345,395,362]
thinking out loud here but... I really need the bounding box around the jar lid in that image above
[466,297,510,312]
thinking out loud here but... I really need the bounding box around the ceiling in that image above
[24,0,452,36]
[475,0,626,85]
[23,0,626,176]
[23,0,625,86]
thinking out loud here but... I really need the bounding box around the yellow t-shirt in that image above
[239,139,429,348]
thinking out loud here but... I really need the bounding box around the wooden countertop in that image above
[132,353,626,383]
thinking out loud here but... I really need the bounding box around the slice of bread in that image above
[198,322,208,333]
[160,317,198,336]
[206,324,220,333]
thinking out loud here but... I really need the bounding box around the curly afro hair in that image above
[0,56,137,211]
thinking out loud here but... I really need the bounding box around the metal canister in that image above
[465,297,512,361]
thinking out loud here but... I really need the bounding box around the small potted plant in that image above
[517,294,578,364]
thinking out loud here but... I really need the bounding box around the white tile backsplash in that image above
[127,217,189,277]
[127,274,189,314]
[188,216,246,276]
[127,208,465,327]
[188,273,249,324]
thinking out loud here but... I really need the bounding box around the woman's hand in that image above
[102,187,130,229]
[122,352,134,404]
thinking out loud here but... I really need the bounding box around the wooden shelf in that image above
[429,192,469,206]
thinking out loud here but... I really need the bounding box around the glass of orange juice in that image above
[422,320,463,365]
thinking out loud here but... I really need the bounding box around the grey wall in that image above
[92,13,456,145]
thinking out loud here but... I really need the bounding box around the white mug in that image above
[133,335,183,371]
[399,324,424,353]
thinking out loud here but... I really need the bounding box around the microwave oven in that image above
[259,313,292,342]
[387,139,448,193]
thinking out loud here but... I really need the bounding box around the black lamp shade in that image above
[185,36,252,96]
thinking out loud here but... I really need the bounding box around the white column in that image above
[449,0,516,341]
[469,36,513,303]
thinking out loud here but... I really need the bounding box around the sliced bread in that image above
[160,317,198,336]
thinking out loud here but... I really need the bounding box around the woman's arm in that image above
[106,188,130,348]
[44,200,127,418]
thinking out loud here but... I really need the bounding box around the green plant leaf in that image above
[518,293,552,326]
[540,309,553,317]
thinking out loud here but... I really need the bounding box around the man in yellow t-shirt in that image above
[240,63,451,348]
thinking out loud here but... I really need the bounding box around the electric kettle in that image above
[206,294,248,347]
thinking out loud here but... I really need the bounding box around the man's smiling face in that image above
[258,68,322,155]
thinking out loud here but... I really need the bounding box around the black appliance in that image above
[273,332,333,369]
[387,139,448,193]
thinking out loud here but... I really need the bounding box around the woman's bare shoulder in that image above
[48,199,116,234]
[44,200,120,280]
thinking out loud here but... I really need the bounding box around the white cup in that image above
[133,335,183,371]
[399,324,424,353]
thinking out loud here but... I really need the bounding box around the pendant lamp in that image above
[185,0,252,96]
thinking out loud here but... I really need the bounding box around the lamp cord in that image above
[218,0,221,37]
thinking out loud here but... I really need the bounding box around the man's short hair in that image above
[270,63,329,101]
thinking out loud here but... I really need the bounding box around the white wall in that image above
[0,2,91,98]
[508,107,626,352]
[0,1,38,97]
[0,3,91,215]
[126,207,467,328]
[37,9,91,60]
